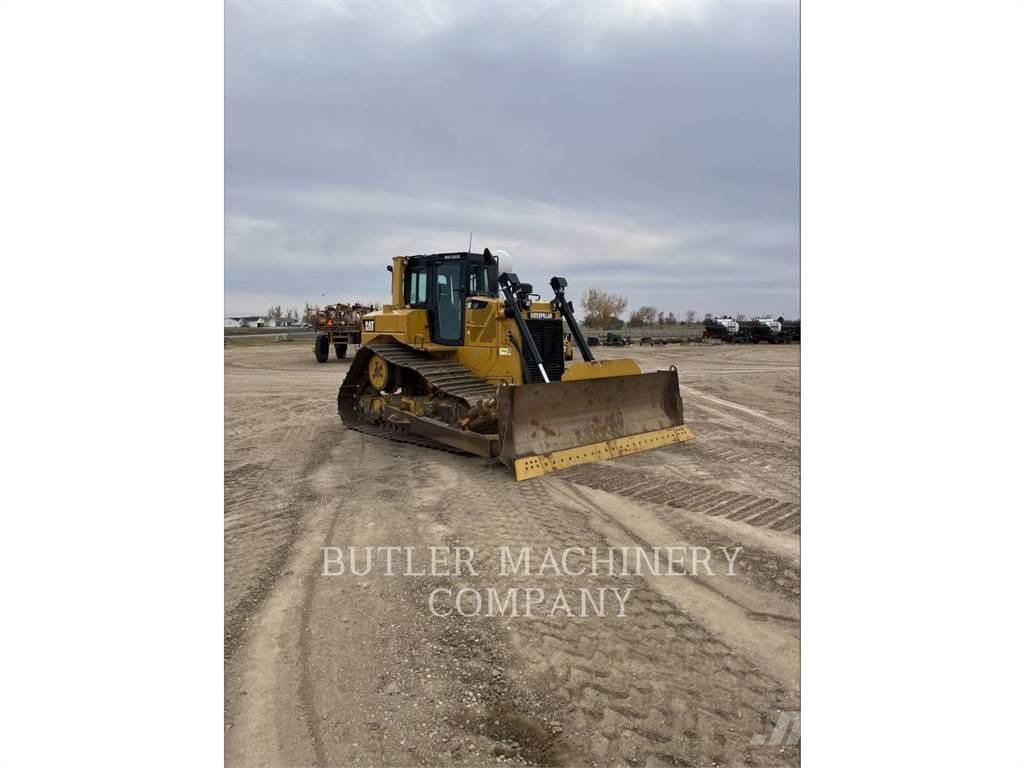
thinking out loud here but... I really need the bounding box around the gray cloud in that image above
[226,0,799,318]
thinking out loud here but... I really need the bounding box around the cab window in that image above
[468,264,495,296]
[406,267,428,306]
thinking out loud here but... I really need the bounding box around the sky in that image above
[225,0,799,319]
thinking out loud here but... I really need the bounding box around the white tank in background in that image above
[755,317,782,334]
[713,316,740,334]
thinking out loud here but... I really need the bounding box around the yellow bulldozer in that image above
[338,249,694,480]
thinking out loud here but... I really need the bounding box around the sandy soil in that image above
[225,341,800,767]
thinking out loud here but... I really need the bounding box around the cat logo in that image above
[363,319,375,332]
[499,347,512,356]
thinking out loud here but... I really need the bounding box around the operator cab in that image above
[402,251,499,346]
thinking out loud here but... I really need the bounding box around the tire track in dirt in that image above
[431,465,799,767]
[224,416,345,660]
[561,463,801,536]
[295,446,371,768]
[551,480,799,680]
[226,426,396,767]
[681,384,793,428]
[225,343,801,767]
[684,438,800,470]
[292,448,571,766]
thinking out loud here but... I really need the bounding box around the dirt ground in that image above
[225,341,800,767]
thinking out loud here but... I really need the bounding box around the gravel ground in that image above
[225,341,800,767]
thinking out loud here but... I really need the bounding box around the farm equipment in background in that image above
[640,335,692,346]
[604,332,632,347]
[703,316,740,342]
[563,332,574,361]
[337,249,693,480]
[703,316,796,344]
[738,319,777,344]
[314,303,377,363]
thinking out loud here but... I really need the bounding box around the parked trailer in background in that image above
[752,317,802,344]
[704,316,792,344]
[583,333,632,347]
[737,320,776,343]
[640,336,689,346]
[703,316,740,342]
[604,332,632,347]
[780,319,801,343]
[314,302,377,363]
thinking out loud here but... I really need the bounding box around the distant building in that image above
[225,315,303,328]
[237,315,269,328]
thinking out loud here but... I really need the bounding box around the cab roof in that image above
[405,251,494,263]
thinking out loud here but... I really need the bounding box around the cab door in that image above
[431,260,465,346]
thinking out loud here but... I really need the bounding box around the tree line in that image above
[577,289,780,329]
[263,305,325,325]
[264,293,780,330]
[578,289,698,329]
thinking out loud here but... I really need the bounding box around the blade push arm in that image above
[499,272,550,384]
[549,277,594,362]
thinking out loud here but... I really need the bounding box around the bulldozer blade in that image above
[496,369,694,481]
